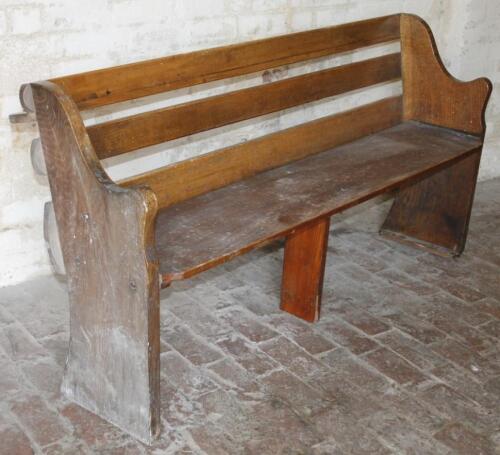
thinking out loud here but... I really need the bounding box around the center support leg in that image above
[281,217,330,322]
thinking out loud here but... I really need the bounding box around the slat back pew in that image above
[20,14,491,443]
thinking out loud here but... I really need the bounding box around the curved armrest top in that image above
[28,80,158,214]
[401,14,492,137]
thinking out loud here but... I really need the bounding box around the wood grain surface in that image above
[155,121,481,284]
[121,96,403,209]
[88,53,401,158]
[401,14,492,136]
[281,218,330,322]
[52,15,400,109]
[31,81,161,444]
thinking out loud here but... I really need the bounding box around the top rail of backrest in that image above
[50,14,401,110]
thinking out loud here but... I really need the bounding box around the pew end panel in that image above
[380,14,492,257]
[29,81,161,444]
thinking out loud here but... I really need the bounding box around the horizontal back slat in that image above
[121,96,403,209]
[52,14,401,110]
[89,53,401,159]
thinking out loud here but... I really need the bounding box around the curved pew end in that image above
[401,14,492,136]
[380,14,492,257]
[32,82,161,445]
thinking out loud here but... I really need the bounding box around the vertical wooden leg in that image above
[281,217,330,322]
[61,256,161,445]
[32,81,161,445]
[380,150,481,256]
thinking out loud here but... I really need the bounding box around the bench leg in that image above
[56,191,161,444]
[380,150,481,256]
[281,218,330,322]
[31,81,161,444]
[61,271,161,445]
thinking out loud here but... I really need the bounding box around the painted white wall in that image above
[0,0,499,286]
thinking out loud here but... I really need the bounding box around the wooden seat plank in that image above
[155,121,481,284]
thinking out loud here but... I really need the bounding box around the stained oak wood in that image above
[89,53,401,158]
[121,96,403,208]
[22,14,493,443]
[401,14,492,136]
[51,15,400,110]
[380,14,492,256]
[31,81,161,444]
[281,218,330,322]
[381,150,482,256]
[155,122,482,284]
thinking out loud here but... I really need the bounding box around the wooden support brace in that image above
[281,218,330,322]
[381,150,482,256]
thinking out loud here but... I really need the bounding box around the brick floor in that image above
[0,178,499,454]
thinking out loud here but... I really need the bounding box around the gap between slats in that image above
[120,96,403,209]
[88,53,401,159]
[52,14,401,110]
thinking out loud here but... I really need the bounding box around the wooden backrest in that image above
[35,14,490,211]
[88,53,401,159]
[51,14,402,210]
[121,96,403,208]
[52,15,400,110]
[55,14,401,161]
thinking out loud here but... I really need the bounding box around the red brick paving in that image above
[0,178,499,453]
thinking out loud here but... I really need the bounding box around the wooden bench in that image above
[19,14,491,443]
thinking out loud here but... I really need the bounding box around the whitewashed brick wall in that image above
[0,0,499,286]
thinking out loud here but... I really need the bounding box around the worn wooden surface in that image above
[122,96,403,209]
[31,82,161,444]
[281,218,330,322]
[401,14,492,136]
[88,53,401,159]
[155,121,482,284]
[21,13,493,444]
[381,150,482,256]
[51,15,400,110]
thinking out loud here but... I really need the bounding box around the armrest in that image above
[29,81,159,280]
[401,14,492,137]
